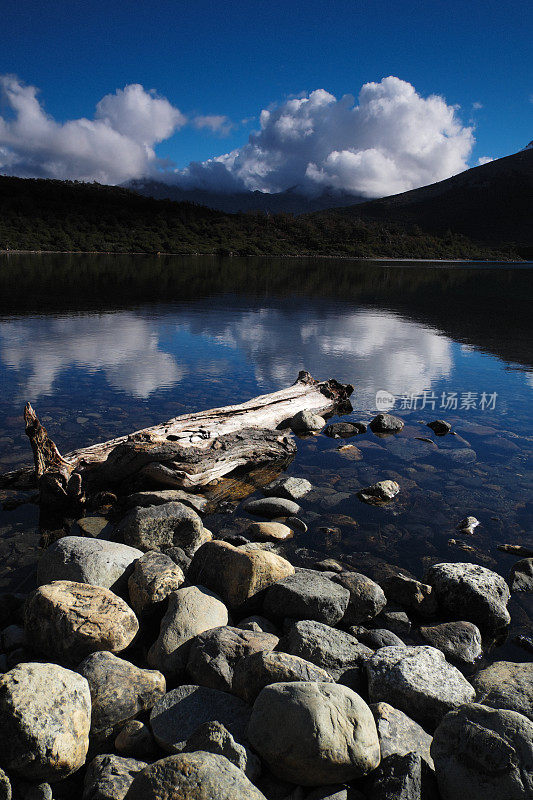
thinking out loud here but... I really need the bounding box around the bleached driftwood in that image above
[0,371,353,507]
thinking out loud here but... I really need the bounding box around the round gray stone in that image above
[37,536,142,592]
[243,497,301,519]
[232,650,334,704]
[471,661,533,722]
[263,571,350,625]
[115,502,205,552]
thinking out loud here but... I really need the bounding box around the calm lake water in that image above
[0,254,532,664]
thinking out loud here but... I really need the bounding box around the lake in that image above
[0,254,532,665]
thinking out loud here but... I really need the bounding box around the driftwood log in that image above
[0,371,353,507]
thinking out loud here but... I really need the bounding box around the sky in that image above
[0,0,531,197]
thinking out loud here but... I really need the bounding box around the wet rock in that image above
[279,619,372,685]
[37,536,142,593]
[124,752,267,800]
[324,422,366,438]
[114,720,158,759]
[314,558,344,573]
[232,650,334,704]
[147,585,228,676]
[427,420,451,435]
[150,684,251,752]
[332,572,386,624]
[237,615,279,634]
[371,701,434,769]
[183,721,261,780]
[244,497,301,518]
[263,477,313,501]
[0,662,91,781]
[248,522,294,541]
[83,754,147,800]
[127,551,184,615]
[115,502,205,553]
[372,606,412,635]
[24,580,139,665]
[370,414,404,434]
[0,769,10,800]
[124,489,207,514]
[424,562,511,632]
[186,626,279,692]
[367,645,475,730]
[78,651,166,734]
[263,570,350,625]
[187,540,294,609]
[274,516,308,533]
[431,703,533,800]
[289,410,325,433]
[508,558,533,592]
[471,661,533,722]
[248,682,380,785]
[350,627,404,649]
[358,480,400,504]
[368,751,437,800]
[456,516,480,535]
[380,574,437,618]
[419,621,482,665]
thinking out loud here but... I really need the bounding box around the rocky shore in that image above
[0,412,531,800]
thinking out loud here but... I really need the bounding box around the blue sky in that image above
[1,0,531,194]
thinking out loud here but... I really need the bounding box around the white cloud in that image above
[173,76,474,197]
[193,115,233,136]
[477,156,493,165]
[472,101,483,110]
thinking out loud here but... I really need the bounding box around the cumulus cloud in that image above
[173,76,474,197]
[193,115,233,136]
[477,156,493,165]
[0,76,186,183]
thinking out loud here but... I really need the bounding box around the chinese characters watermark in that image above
[375,390,497,412]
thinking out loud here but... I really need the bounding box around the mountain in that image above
[125,179,366,214]
[327,146,533,257]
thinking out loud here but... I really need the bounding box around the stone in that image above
[351,627,404,648]
[367,645,475,730]
[263,477,313,501]
[124,752,267,800]
[0,662,91,781]
[263,571,350,626]
[74,516,115,539]
[471,661,533,722]
[368,752,437,800]
[431,703,533,800]
[358,480,400,504]
[332,572,386,624]
[187,540,294,609]
[305,788,365,800]
[243,497,301,518]
[150,684,251,752]
[324,422,365,438]
[248,522,294,541]
[78,651,166,734]
[427,420,451,435]
[37,536,142,593]
[0,770,10,800]
[508,558,533,592]
[1,624,24,651]
[115,720,158,759]
[147,585,228,676]
[114,502,205,552]
[24,581,139,665]
[237,615,279,634]
[370,702,434,769]
[10,781,51,800]
[279,620,372,684]
[314,558,344,573]
[424,562,511,632]
[232,650,334,704]
[419,621,482,665]
[183,721,261,780]
[127,551,185,615]
[186,626,279,692]
[456,516,480,534]
[380,574,437,618]
[372,606,412,635]
[165,546,192,573]
[83,754,147,800]
[370,414,404,434]
[289,410,325,433]
[124,489,207,514]
[247,682,380,785]
[274,516,308,533]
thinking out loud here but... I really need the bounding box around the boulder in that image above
[367,645,475,730]
[471,661,533,722]
[232,650,334,704]
[127,551,185,615]
[37,536,142,593]
[371,606,412,635]
[124,752,267,800]
[187,541,294,609]
[419,621,482,665]
[263,477,313,501]
[237,615,279,635]
[289,410,325,433]
[243,497,301,518]
[425,562,511,632]
[114,502,205,552]
[183,721,261,780]
[73,516,115,539]
[149,684,251,752]
[332,572,386,624]
[305,788,365,800]
[508,558,533,592]
[83,754,147,800]
[0,770,10,800]
[247,682,380,785]
[370,702,434,769]
[78,651,166,734]
[124,489,207,514]
[264,571,350,625]
[351,628,404,649]
[24,581,139,665]
[0,662,91,781]
[367,751,437,800]
[186,626,278,692]
[324,422,365,438]
[358,480,400,504]
[147,585,228,676]
[431,703,533,800]
[248,522,294,541]
[380,574,437,618]
[114,720,158,760]
[369,414,404,434]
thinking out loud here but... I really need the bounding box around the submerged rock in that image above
[427,419,451,435]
